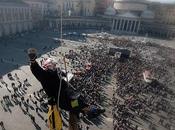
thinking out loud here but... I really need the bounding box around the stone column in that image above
[126,20,129,32]
[18,8,20,22]
[111,19,115,31]
[113,19,116,31]
[115,19,119,31]
[118,19,122,31]
[116,19,120,31]
[129,20,133,32]
[56,20,59,28]
[24,9,26,21]
[166,32,168,38]
[133,20,137,33]
[49,21,52,28]
[121,19,126,31]
[136,21,140,34]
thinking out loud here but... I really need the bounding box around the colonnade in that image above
[111,18,140,34]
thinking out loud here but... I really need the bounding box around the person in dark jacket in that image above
[28,48,105,117]
[30,58,72,111]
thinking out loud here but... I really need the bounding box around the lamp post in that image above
[60,1,79,130]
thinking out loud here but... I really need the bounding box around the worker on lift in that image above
[27,48,105,129]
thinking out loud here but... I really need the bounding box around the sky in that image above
[148,0,175,3]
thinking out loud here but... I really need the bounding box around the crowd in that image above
[66,44,115,106]
[0,34,175,130]
[0,72,49,130]
[99,38,175,130]
[38,37,175,130]
[0,40,115,130]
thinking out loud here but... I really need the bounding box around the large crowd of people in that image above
[64,36,175,130]
[65,36,175,130]
[0,32,175,130]
[68,44,115,106]
[101,38,175,130]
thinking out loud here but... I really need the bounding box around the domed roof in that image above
[117,12,138,18]
[115,0,148,3]
[114,0,148,12]
[104,6,116,16]
[141,10,154,19]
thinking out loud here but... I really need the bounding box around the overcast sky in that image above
[148,0,175,3]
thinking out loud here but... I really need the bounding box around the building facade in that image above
[107,0,175,38]
[111,13,141,35]
[48,17,111,30]
[47,0,99,30]
[23,0,48,27]
[48,0,95,17]
[1,0,175,39]
[140,3,175,38]
[109,0,148,35]
[0,2,33,37]
[150,3,175,25]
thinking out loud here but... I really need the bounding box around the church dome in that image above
[114,0,148,12]
[104,6,116,16]
[117,12,138,18]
